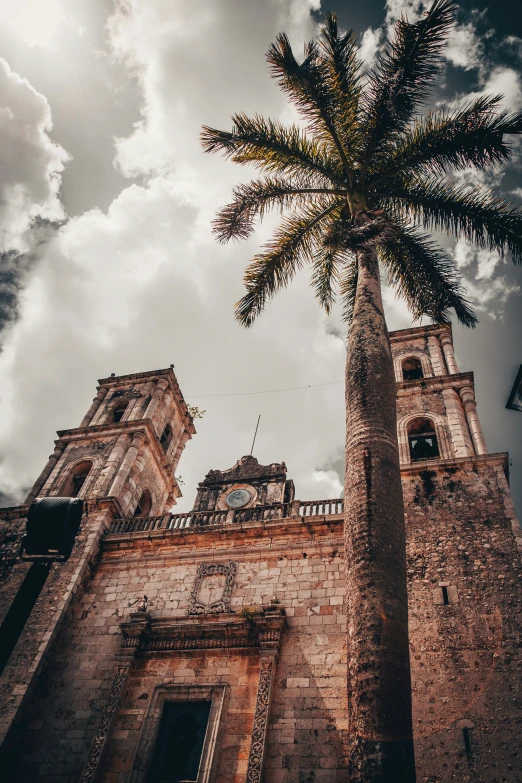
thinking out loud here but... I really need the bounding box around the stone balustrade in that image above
[108,497,344,536]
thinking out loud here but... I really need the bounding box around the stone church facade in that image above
[0,324,520,783]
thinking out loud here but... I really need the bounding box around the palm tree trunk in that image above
[344,244,416,782]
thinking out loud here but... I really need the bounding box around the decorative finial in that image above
[170,364,175,368]
[110,373,115,377]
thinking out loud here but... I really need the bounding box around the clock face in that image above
[225,488,252,508]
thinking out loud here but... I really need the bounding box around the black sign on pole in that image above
[506,365,522,412]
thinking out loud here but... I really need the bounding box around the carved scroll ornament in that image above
[189,562,236,615]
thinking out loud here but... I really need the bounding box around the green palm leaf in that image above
[359,0,456,182]
[201,114,344,183]
[379,224,477,326]
[235,201,339,326]
[368,96,522,185]
[213,176,345,243]
[377,176,522,263]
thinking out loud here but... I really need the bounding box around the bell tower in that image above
[25,367,195,515]
[390,324,488,467]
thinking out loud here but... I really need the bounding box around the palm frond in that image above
[379,224,477,326]
[311,242,344,314]
[235,201,339,326]
[319,15,363,172]
[201,113,344,183]
[213,176,345,243]
[367,96,522,185]
[377,176,522,263]
[359,0,456,181]
[266,32,356,181]
[339,257,359,323]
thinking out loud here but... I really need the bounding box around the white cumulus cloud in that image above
[0,57,68,253]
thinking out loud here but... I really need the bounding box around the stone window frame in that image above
[127,683,226,783]
[433,582,459,606]
[397,411,452,465]
[393,350,432,383]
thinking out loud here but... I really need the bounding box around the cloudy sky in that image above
[0,0,521,516]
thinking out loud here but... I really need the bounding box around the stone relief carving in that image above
[110,388,143,400]
[65,441,110,460]
[246,658,275,783]
[79,662,131,783]
[189,562,236,615]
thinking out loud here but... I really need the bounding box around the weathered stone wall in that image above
[3,461,520,783]
[404,457,522,782]
[0,518,349,782]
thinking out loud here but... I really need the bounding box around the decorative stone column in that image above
[80,386,109,427]
[143,379,168,423]
[120,441,149,511]
[459,386,488,455]
[109,432,146,500]
[440,331,459,374]
[246,654,277,783]
[441,388,474,458]
[25,440,66,503]
[246,609,285,783]
[427,335,446,377]
[94,433,129,497]
[79,610,150,783]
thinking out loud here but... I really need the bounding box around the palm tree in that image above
[201,1,522,780]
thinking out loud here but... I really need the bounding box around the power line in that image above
[187,380,343,399]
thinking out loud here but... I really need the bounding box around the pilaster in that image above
[79,610,149,783]
[80,386,109,428]
[427,335,446,376]
[439,331,458,374]
[24,439,66,503]
[459,385,488,455]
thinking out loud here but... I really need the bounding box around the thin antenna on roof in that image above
[250,415,261,456]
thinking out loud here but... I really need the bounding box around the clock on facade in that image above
[225,488,252,508]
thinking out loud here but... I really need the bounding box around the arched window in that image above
[160,423,173,453]
[133,489,152,517]
[402,357,423,382]
[111,401,128,423]
[59,460,93,498]
[407,418,439,461]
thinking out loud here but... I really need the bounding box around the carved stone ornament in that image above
[110,388,143,400]
[66,441,110,460]
[189,562,236,615]
[201,455,287,486]
[119,606,286,655]
[79,663,132,783]
[246,657,276,783]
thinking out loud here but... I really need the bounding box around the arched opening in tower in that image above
[111,401,128,423]
[407,418,439,461]
[402,356,424,382]
[134,489,153,517]
[160,423,173,453]
[59,460,93,498]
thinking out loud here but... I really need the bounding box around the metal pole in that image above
[250,415,261,456]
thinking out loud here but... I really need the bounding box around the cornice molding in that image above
[54,419,180,499]
[119,606,287,655]
[390,324,452,343]
[97,368,195,436]
[400,451,508,478]
[396,371,474,394]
